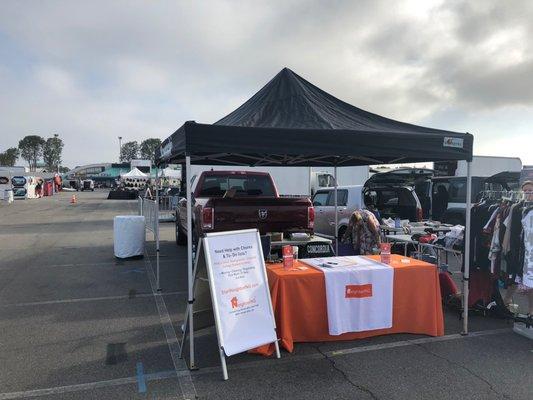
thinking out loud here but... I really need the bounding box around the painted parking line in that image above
[0,291,186,308]
[143,250,197,400]
[136,362,147,393]
[177,327,514,378]
[0,370,177,400]
[0,258,180,270]
[0,328,513,399]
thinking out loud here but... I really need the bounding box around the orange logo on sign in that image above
[345,284,372,298]
[230,296,238,308]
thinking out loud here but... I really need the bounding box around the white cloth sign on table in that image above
[302,256,394,335]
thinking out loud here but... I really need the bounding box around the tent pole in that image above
[155,165,161,292]
[186,156,195,368]
[308,167,312,196]
[462,161,472,335]
[334,166,338,255]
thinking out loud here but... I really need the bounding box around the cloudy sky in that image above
[1,0,532,168]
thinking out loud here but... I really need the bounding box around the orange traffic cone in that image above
[70,194,77,204]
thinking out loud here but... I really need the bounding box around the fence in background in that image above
[138,196,160,290]
[158,195,178,222]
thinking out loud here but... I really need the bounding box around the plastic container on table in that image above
[282,245,293,270]
[380,242,391,265]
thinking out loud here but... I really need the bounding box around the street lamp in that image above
[118,136,123,162]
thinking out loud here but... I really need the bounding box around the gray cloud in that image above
[0,0,532,166]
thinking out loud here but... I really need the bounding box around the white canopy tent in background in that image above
[121,167,148,178]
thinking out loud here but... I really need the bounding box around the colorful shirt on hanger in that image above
[520,208,532,289]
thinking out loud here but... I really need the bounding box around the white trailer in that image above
[454,156,522,177]
[189,165,369,196]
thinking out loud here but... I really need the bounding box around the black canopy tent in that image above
[156,68,472,166]
[156,68,474,371]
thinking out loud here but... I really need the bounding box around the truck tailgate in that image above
[209,197,312,234]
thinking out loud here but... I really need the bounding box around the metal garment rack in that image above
[472,190,532,327]
[479,189,532,201]
[414,242,463,272]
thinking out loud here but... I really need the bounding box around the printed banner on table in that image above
[302,256,394,335]
[203,229,277,356]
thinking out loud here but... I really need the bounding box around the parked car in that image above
[81,179,95,191]
[312,182,423,239]
[175,171,314,246]
[433,171,520,225]
[371,167,521,225]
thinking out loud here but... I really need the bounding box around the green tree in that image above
[43,135,64,172]
[140,138,161,162]
[120,141,139,162]
[0,147,20,166]
[18,135,45,171]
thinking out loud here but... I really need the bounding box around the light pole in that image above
[118,136,123,162]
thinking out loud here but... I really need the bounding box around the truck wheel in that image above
[175,220,187,246]
[338,226,347,241]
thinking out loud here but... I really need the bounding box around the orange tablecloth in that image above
[253,254,444,355]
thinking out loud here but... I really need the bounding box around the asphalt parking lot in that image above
[0,191,531,400]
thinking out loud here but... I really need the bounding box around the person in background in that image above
[342,209,381,255]
[35,179,43,198]
[145,181,153,200]
[433,185,449,221]
[364,194,381,223]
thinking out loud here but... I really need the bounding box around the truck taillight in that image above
[416,207,423,222]
[308,206,315,229]
[202,207,214,230]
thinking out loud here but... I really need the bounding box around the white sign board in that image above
[443,137,464,148]
[203,229,278,357]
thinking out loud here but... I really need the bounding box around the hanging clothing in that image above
[488,203,511,274]
[488,213,502,274]
[342,209,381,255]
[505,202,525,279]
[468,202,494,271]
[483,207,500,231]
[501,202,519,255]
[519,208,532,289]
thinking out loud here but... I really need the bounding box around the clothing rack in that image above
[479,190,533,202]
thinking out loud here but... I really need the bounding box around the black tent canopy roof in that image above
[156,68,473,166]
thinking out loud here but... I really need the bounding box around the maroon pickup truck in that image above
[175,171,314,245]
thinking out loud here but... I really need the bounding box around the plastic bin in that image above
[113,215,145,258]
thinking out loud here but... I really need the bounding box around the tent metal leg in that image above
[179,239,202,360]
[178,305,189,359]
[462,161,472,335]
[334,166,338,255]
[186,156,196,368]
[155,166,161,292]
[308,166,312,196]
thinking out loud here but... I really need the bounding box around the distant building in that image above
[63,161,167,187]
[521,165,533,185]
[0,165,28,174]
